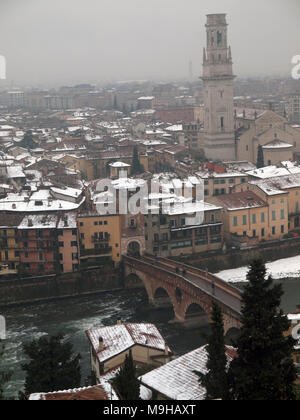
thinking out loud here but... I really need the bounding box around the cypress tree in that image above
[194,303,229,400]
[228,259,297,400]
[0,342,12,400]
[131,146,144,175]
[113,350,140,400]
[20,130,37,150]
[257,145,264,169]
[21,334,81,398]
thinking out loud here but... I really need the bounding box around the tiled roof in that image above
[140,345,237,400]
[28,384,113,401]
[86,323,168,364]
[214,190,267,211]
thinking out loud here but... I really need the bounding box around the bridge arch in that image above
[184,302,210,327]
[127,240,141,257]
[152,287,174,309]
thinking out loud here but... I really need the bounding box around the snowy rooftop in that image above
[262,140,293,149]
[86,323,169,364]
[140,345,236,400]
[247,163,300,179]
[213,190,267,211]
[18,214,59,230]
[28,383,118,401]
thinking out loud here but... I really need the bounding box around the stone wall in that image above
[0,267,122,308]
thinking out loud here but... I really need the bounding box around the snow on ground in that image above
[217,255,300,283]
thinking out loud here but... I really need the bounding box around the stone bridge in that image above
[123,255,242,335]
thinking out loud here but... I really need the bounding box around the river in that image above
[1,277,299,399]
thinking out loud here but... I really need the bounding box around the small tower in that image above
[202,14,236,161]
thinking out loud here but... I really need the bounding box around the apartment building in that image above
[77,212,121,267]
[0,214,23,270]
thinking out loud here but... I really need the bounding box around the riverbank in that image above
[0,267,123,309]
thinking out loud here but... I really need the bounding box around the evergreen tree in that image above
[228,259,297,400]
[0,342,12,400]
[21,334,81,397]
[112,350,140,400]
[19,130,37,150]
[131,146,144,175]
[194,303,229,400]
[256,145,264,169]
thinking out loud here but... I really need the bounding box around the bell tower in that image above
[202,14,236,161]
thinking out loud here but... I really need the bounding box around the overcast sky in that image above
[0,0,299,87]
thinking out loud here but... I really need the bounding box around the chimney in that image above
[117,319,122,325]
[98,336,104,351]
[165,343,169,356]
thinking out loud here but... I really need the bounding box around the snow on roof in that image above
[247,163,300,179]
[28,383,117,401]
[262,140,293,149]
[57,212,77,229]
[0,191,85,213]
[214,190,268,211]
[6,165,25,179]
[287,313,300,322]
[109,161,131,168]
[165,124,183,132]
[19,214,59,230]
[196,170,245,179]
[86,323,168,364]
[140,345,236,400]
[138,96,155,101]
[250,174,300,195]
[51,186,82,199]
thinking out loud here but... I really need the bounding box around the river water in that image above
[1,277,299,399]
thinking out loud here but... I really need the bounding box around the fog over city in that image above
[0,0,299,85]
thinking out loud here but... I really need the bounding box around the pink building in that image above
[57,212,79,273]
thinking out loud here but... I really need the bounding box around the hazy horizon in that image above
[0,0,299,88]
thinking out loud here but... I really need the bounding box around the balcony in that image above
[92,235,110,243]
[80,247,112,258]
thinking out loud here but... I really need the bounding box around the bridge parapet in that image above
[123,255,242,334]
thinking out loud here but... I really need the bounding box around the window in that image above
[59,254,63,261]
[39,253,43,261]
[205,190,209,196]
[272,211,276,221]
[243,215,247,226]
[252,214,257,224]
[261,228,265,237]
[253,230,256,237]
[281,225,284,234]
[72,230,77,236]
[94,221,98,226]
[80,222,84,227]
[272,199,276,205]
[296,202,299,214]
[72,253,78,260]
[261,213,265,223]
[280,210,284,220]
[104,221,108,225]
[220,117,224,129]
[80,233,85,239]
[233,216,238,227]
[272,227,276,235]
[71,241,78,247]
[59,242,64,247]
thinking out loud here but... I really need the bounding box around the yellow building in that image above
[77,212,121,266]
[209,189,288,246]
[86,322,172,380]
[0,214,23,270]
[244,174,300,233]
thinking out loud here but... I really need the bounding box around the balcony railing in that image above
[80,247,112,257]
[92,235,110,243]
